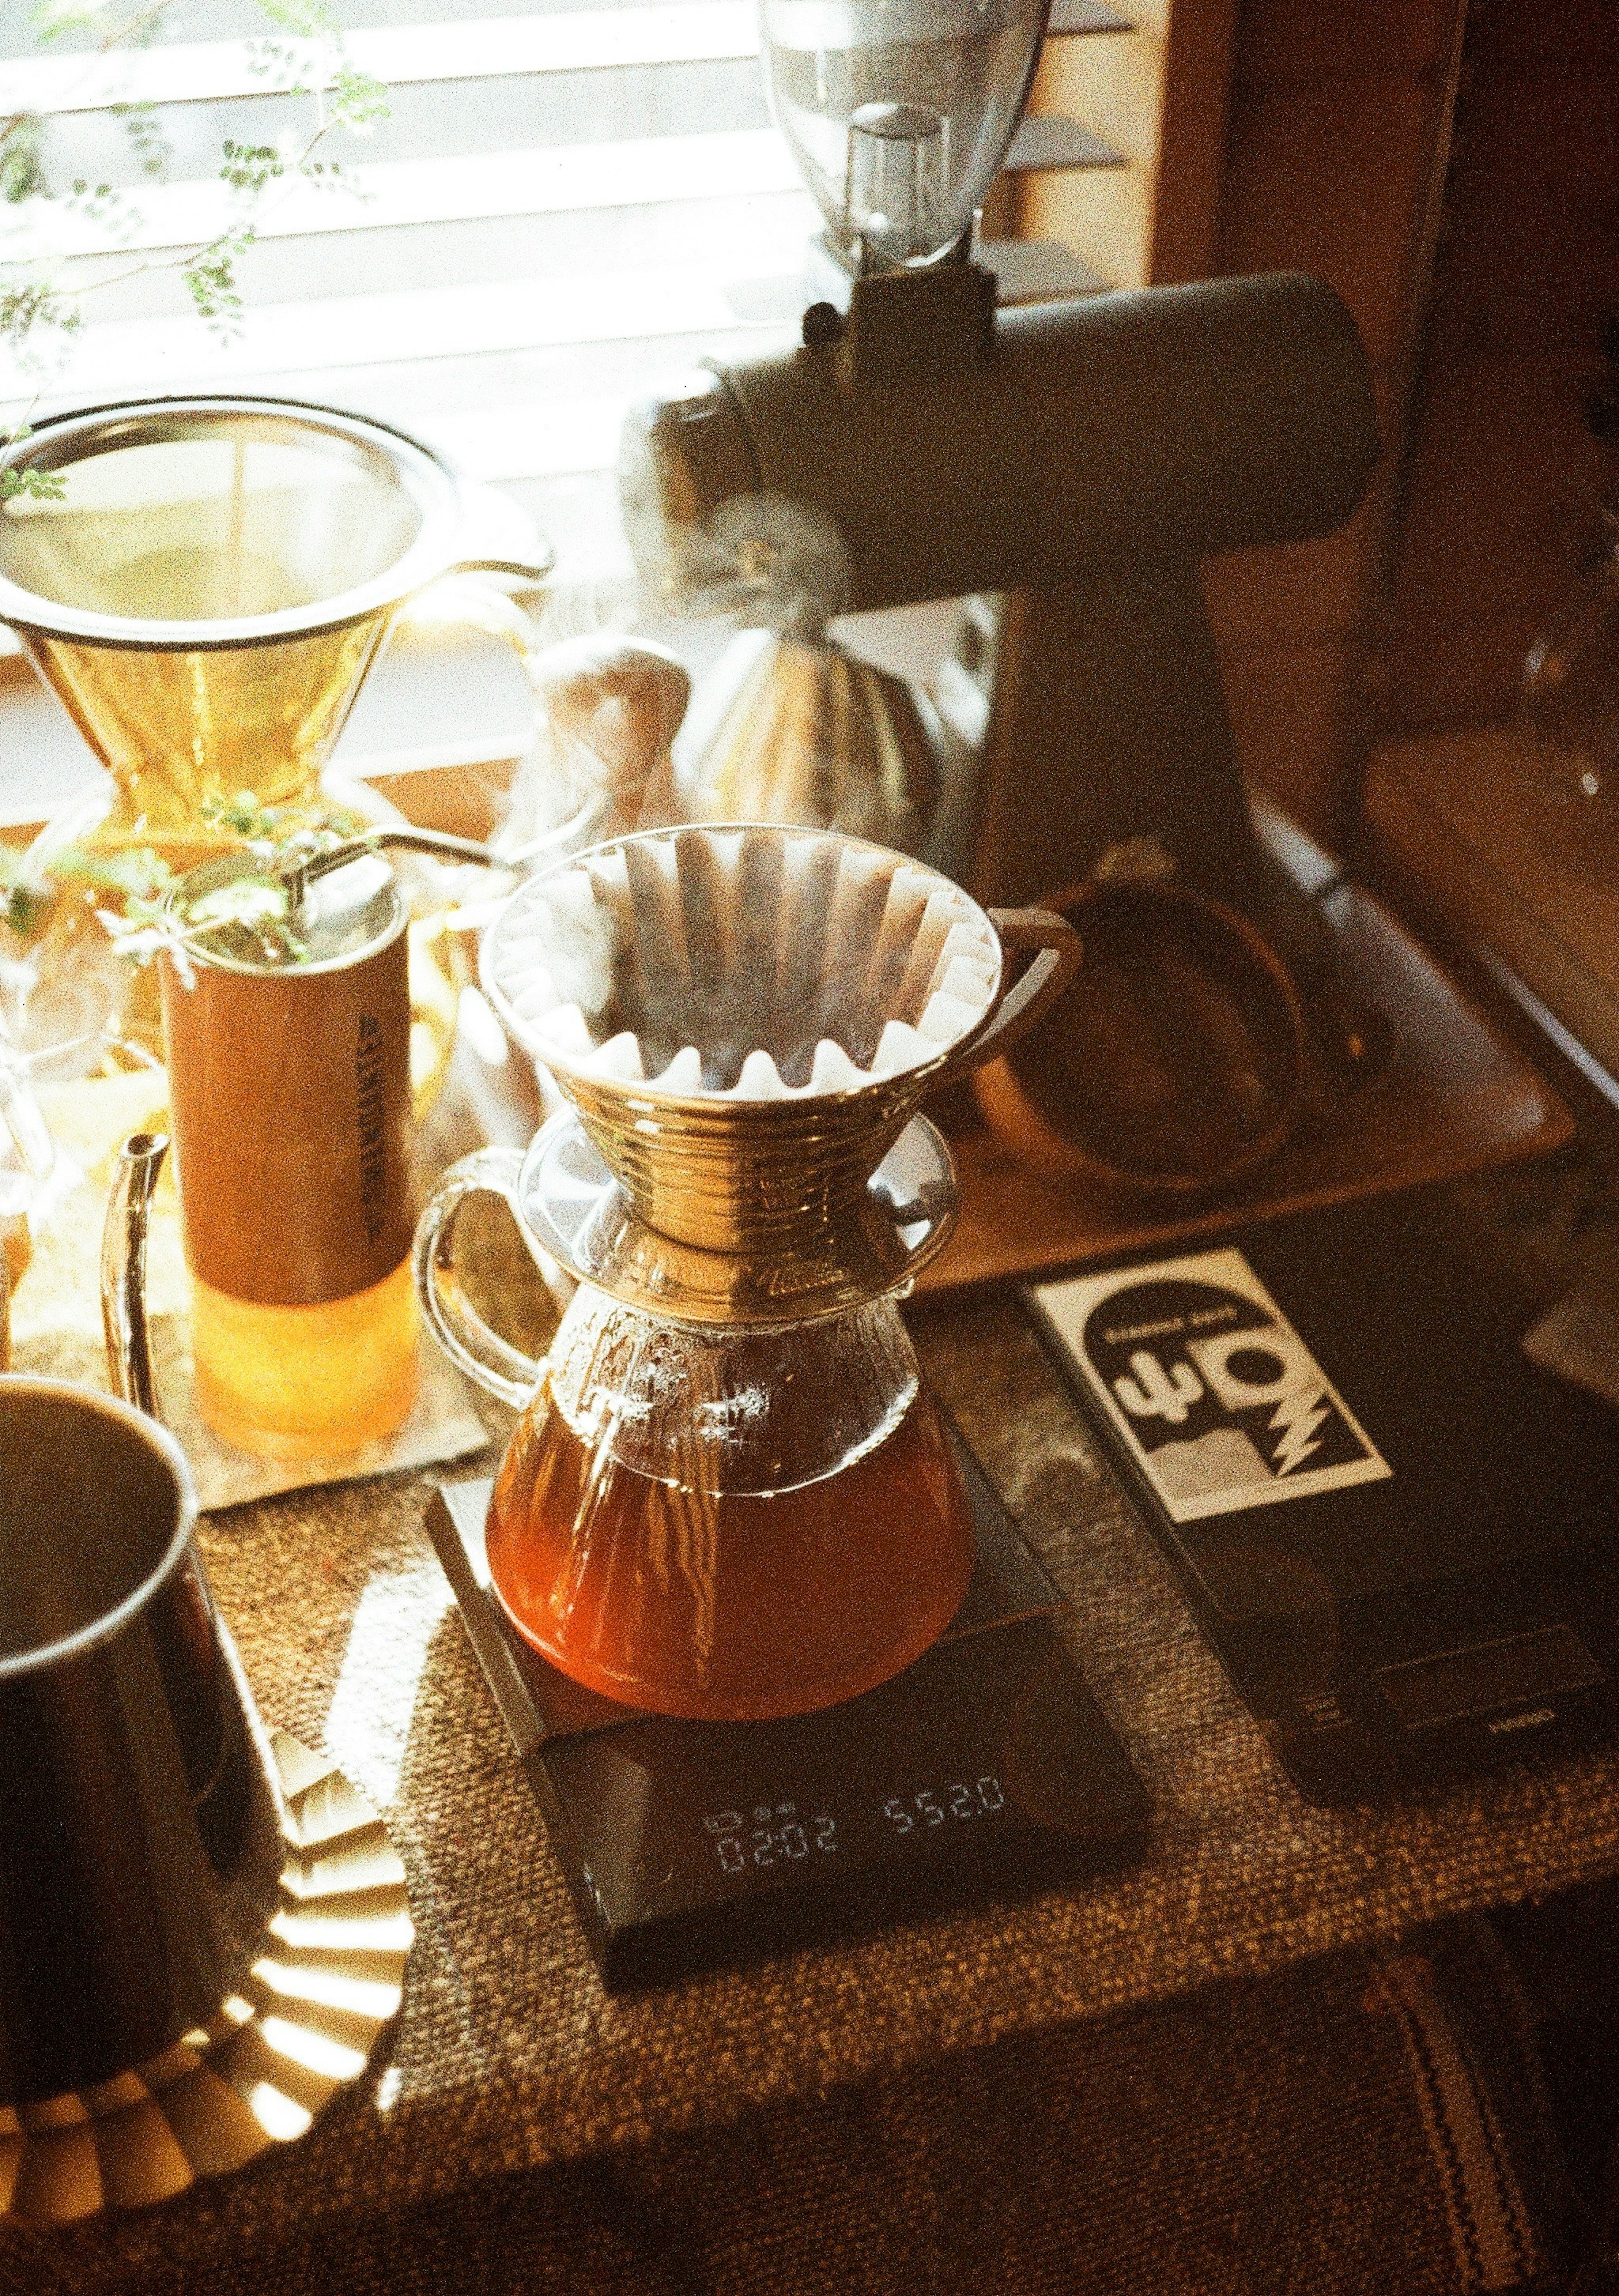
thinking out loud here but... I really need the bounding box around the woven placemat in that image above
[8,1155,1618,2291]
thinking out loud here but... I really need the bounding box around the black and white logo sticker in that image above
[1032,1246,1391,1523]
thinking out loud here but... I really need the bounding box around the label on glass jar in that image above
[161,920,414,1307]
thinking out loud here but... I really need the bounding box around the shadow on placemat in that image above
[75,1924,1568,2296]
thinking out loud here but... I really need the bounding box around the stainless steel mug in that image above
[0,1136,284,2108]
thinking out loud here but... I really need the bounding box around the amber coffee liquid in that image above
[486,1388,976,1721]
[189,1258,418,1461]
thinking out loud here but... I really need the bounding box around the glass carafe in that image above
[416,823,1078,1721]
[485,1289,968,1717]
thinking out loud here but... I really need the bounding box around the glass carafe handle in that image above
[413,1147,571,1408]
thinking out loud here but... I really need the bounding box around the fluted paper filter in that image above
[484,824,1000,1096]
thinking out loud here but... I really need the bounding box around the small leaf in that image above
[2,280,84,363]
[29,0,116,47]
[331,64,389,129]
[0,464,68,503]
[253,0,339,37]
[1,114,48,205]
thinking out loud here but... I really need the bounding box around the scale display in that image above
[428,1436,1148,1990]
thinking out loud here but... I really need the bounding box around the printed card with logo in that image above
[1031,1246,1392,1524]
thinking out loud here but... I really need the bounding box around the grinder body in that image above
[621,268,1380,912]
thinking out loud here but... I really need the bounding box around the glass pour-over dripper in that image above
[0,397,552,1078]
[0,398,549,862]
[417,824,1079,1720]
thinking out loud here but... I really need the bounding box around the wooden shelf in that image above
[1047,0,1133,34]
[1006,116,1127,173]
[1365,725,1619,1088]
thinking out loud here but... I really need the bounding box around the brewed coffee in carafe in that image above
[421,824,1078,1722]
[484,1292,973,1719]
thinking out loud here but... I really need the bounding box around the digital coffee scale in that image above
[427,1434,1149,1990]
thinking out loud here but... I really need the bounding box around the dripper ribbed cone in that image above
[482,824,1003,1260]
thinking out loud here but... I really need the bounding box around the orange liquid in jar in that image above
[485,1388,976,1721]
[190,1257,420,1461]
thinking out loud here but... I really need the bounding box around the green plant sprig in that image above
[0,788,372,977]
[1,0,390,446]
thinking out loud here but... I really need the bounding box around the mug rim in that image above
[480,821,1007,1110]
[0,1376,200,1682]
[160,849,408,979]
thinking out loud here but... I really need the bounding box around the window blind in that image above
[3,0,1129,584]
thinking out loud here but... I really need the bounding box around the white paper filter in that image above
[485,826,1000,1097]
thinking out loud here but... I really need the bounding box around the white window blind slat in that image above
[11,261,795,392]
[1,3,808,585]
[2,0,1114,599]
[7,6,755,115]
[0,0,1127,783]
[7,130,802,260]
